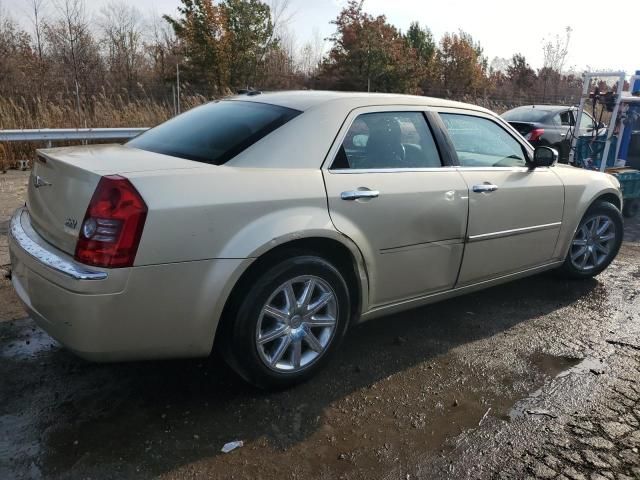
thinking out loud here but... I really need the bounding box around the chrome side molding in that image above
[467,222,562,243]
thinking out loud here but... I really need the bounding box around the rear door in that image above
[323,107,469,308]
[437,110,565,286]
[555,110,573,160]
[576,110,598,136]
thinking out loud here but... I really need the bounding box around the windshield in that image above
[127,100,301,165]
[501,108,551,123]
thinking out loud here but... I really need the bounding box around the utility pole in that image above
[172,85,177,116]
[74,80,81,127]
[176,63,181,115]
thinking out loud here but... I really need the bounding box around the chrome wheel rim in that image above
[570,215,616,271]
[256,275,338,373]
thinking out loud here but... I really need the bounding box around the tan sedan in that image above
[9,92,623,388]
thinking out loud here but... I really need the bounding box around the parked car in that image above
[9,92,623,389]
[502,105,603,162]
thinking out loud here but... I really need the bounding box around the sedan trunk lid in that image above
[508,121,536,137]
[27,144,203,255]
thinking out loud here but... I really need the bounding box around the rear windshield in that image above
[501,109,551,123]
[127,100,301,165]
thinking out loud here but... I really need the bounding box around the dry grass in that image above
[0,93,209,171]
[0,90,585,172]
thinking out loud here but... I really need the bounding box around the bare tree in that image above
[543,26,572,73]
[0,5,37,97]
[146,10,179,83]
[489,57,510,74]
[541,26,572,100]
[268,0,294,36]
[298,27,324,76]
[99,1,144,92]
[47,0,93,87]
[26,0,47,62]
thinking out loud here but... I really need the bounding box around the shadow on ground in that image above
[0,270,602,479]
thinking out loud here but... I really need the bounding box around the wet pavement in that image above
[1,170,639,479]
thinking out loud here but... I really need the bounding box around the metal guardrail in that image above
[0,127,149,143]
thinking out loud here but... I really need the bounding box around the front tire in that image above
[221,255,350,389]
[558,201,623,279]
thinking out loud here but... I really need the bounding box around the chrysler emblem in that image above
[33,175,52,189]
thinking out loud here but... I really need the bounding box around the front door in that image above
[438,111,565,286]
[323,109,469,307]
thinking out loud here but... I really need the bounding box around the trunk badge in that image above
[65,218,78,230]
[33,175,52,189]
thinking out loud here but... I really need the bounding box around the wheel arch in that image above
[591,191,622,211]
[213,234,369,351]
[554,186,623,260]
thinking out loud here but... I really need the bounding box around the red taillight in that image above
[525,128,545,142]
[74,175,147,268]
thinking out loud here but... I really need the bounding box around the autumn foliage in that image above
[0,0,582,132]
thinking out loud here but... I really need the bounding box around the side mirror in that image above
[531,146,558,169]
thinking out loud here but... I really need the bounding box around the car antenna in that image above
[236,88,262,96]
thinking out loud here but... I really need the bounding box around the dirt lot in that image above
[0,170,29,322]
[1,170,639,479]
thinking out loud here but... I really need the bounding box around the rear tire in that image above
[557,201,623,279]
[623,199,639,218]
[220,254,350,390]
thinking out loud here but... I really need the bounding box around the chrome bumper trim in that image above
[10,208,108,281]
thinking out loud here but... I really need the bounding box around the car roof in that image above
[230,90,492,114]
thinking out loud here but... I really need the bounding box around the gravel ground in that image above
[0,169,639,479]
[0,170,28,322]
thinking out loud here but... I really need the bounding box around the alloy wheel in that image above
[570,215,617,271]
[256,275,338,373]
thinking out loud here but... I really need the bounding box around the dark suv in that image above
[501,105,602,163]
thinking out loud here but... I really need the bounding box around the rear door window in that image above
[558,111,572,126]
[127,101,301,165]
[579,111,595,131]
[331,112,442,169]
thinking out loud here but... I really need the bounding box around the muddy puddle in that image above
[33,350,607,479]
[509,353,606,420]
[0,267,621,479]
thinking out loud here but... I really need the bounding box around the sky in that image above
[3,0,638,77]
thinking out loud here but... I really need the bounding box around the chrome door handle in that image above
[341,189,380,200]
[472,184,498,193]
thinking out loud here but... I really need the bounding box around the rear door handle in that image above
[472,184,498,193]
[341,189,380,200]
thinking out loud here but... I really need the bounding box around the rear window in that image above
[127,100,301,165]
[501,109,550,123]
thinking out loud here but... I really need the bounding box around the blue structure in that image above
[618,70,640,163]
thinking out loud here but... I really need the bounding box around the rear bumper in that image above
[9,207,249,362]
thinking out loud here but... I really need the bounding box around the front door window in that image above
[439,113,528,168]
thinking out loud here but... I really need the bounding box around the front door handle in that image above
[341,189,380,201]
[472,183,498,193]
